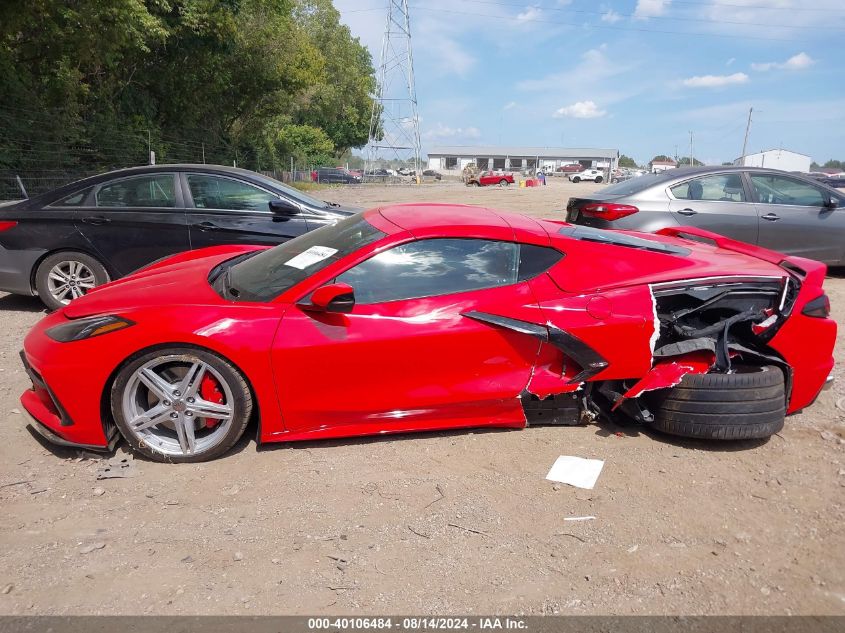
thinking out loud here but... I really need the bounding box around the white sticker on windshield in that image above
[283,246,339,270]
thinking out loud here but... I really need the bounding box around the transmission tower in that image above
[365,0,421,177]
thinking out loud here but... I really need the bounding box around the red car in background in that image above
[557,164,584,173]
[466,171,514,186]
[20,204,835,462]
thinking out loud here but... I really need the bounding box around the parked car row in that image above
[2,164,843,316]
[5,161,839,463]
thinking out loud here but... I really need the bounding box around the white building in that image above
[427,145,619,174]
[650,159,677,173]
[734,149,812,173]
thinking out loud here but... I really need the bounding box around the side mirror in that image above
[300,282,355,313]
[269,199,300,215]
[824,197,838,209]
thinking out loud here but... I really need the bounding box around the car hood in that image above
[62,245,266,318]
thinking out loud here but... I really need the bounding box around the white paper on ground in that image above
[545,455,604,489]
[283,245,338,270]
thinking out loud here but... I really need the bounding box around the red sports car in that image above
[20,205,835,462]
[467,171,514,187]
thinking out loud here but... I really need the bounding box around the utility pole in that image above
[688,131,694,166]
[365,0,422,181]
[201,142,206,164]
[740,107,753,166]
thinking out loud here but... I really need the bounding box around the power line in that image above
[408,5,798,41]
[455,0,845,31]
[668,0,845,13]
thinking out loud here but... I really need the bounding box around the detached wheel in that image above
[35,251,109,311]
[111,347,253,463]
[648,365,785,440]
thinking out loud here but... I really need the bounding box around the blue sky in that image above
[334,0,845,166]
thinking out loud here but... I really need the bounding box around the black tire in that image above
[595,176,603,183]
[35,251,110,311]
[499,179,509,186]
[648,365,785,440]
[111,347,253,463]
[572,176,581,183]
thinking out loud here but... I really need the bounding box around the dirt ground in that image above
[0,178,843,616]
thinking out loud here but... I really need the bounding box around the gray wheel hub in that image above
[46,260,96,305]
[121,355,235,457]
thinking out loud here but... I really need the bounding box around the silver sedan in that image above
[566,166,845,265]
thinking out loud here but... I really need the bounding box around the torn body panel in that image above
[614,350,716,408]
[529,274,656,381]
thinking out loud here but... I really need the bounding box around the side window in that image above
[52,186,93,207]
[337,239,519,304]
[96,175,176,208]
[670,174,747,202]
[750,174,825,207]
[187,175,278,211]
[518,244,563,281]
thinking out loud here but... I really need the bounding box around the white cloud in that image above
[726,58,735,66]
[634,0,672,19]
[752,52,815,72]
[696,0,843,39]
[517,6,542,23]
[422,123,482,141]
[682,72,749,88]
[553,101,607,119]
[601,10,622,23]
[503,101,517,110]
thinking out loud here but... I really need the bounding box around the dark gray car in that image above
[566,166,845,265]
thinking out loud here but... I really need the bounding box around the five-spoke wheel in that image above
[111,348,252,462]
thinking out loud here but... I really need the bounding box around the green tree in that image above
[618,154,637,168]
[0,0,378,190]
[292,0,377,154]
[677,156,704,166]
[650,155,674,163]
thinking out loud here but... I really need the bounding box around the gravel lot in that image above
[0,178,843,615]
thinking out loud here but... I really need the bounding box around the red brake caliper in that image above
[199,374,225,428]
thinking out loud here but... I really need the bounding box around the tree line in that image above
[0,0,377,182]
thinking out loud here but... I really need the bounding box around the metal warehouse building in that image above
[733,149,812,173]
[427,145,619,175]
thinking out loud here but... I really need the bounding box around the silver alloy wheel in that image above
[46,260,96,305]
[121,355,235,457]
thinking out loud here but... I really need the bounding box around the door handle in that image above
[81,216,110,225]
[761,213,780,222]
[193,221,220,231]
[677,208,697,216]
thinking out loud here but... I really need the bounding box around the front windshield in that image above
[228,215,385,302]
[253,173,335,208]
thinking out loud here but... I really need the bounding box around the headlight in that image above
[45,315,135,342]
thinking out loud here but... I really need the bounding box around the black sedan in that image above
[0,164,356,309]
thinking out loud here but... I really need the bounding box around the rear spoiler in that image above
[655,226,826,286]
